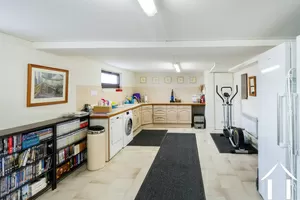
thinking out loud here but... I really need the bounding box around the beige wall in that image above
[134,72,204,102]
[76,86,134,110]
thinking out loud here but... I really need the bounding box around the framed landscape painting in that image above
[27,64,69,107]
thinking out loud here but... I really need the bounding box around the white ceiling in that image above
[43,46,271,72]
[1,0,300,72]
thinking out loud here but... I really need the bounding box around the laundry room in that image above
[0,1,300,200]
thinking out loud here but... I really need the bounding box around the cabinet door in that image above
[142,110,153,125]
[132,111,137,130]
[177,109,191,123]
[167,109,178,123]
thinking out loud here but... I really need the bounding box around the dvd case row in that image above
[57,128,87,150]
[56,141,87,165]
[0,158,51,198]
[0,128,53,157]
[57,120,80,137]
[0,143,52,178]
[0,177,48,200]
[56,151,87,180]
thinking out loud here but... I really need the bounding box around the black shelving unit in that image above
[0,114,90,200]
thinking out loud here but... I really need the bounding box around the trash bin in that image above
[87,125,105,171]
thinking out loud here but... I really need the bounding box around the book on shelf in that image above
[0,157,52,198]
[56,141,86,165]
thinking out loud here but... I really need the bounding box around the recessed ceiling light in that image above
[137,0,157,17]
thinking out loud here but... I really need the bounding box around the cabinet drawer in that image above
[153,105,166,110]
[167,106,178,110]
[142,105,152,110]
[153,109,166,116]
[177,106,191,110]
[153,116,166,123]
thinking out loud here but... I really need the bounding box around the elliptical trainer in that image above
[216,85,251,154]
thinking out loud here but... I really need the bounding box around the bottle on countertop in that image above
[144,93,148,103]
[170,89,175,103]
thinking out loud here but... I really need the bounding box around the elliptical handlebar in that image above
[216,85,225,103]
[221,86,232,93]
[216,85,239,104]
[230,85,238,103]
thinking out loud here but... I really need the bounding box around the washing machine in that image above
[123,110,133,147]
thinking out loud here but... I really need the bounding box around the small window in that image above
[101,70,120,88]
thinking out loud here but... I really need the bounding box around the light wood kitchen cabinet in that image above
[142,105,153,125]
[177,109,192,123]
[153,116,166,123]
[142,109,153,124]
[166,109,178,123]
[138,107,142,127]
[133,108,142,131]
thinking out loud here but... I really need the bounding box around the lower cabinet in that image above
[177,109,192,123]
[166,109,178,123]
[166,106,192,124]
[133,108,142,131]
[142,109,153,125]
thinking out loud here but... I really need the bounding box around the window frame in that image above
[101,70,121,89]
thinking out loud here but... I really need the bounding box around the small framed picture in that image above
[189,76,197,84]
[140,77,147,83]
[152,77,159,84]
[164,76,172,84]
[177,76,184,84]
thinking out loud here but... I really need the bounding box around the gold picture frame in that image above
[27,64,69,107]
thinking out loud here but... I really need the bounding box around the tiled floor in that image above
[38,128,262,200]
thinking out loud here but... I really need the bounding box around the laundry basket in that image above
[87,126,105,171]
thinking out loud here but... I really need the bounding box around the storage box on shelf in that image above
[0,115,90,200]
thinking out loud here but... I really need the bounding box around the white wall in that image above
[204,70,215,129]
[233,63,259,127]
[0,32,135,130]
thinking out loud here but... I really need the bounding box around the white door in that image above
[296,36,300,200]
[258,43,291,200]
[214,73,233,130]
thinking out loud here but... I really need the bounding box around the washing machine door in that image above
[125,117,133,136]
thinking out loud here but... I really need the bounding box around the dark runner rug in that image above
[135,133,206,200]
[128,129,168,146]
[211,133,258,154]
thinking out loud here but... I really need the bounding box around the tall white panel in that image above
[258,43,292,200]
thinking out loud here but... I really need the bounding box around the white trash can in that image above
[87,126,105,171]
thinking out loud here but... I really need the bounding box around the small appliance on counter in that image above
[82,104,93,113]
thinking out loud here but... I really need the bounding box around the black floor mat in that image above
[135,133,206,200]
[128,129,168,146]
[210,133,258,154]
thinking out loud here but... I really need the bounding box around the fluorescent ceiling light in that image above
[173,63,181,73]
[209,62,216,73]
[137,0,157,17]
[261,65,280,74]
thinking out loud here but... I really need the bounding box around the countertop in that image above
[90,102,205,119]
